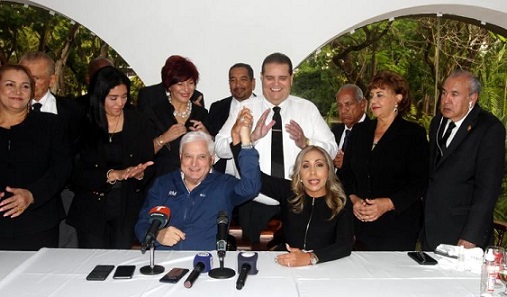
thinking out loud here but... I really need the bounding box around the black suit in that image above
[0,112,72,250]
[55,95,86,156]
[341,116,429,250]
[423,105,505,250]
[208,96,234,172]
[137,83,205,112]
[331,116,370,179]
[67,109,155,248]
[143,100,209,178]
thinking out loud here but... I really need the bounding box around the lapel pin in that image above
[467,125,472,132]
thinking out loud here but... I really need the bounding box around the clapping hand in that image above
[251,109,275,142]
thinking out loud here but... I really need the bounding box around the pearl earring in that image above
[394,103,398,114]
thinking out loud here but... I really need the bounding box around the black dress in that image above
[67,109,154,249]
[0,112,72,250]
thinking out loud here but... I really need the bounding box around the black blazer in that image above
[331,116,370,179]
[208,96,234,172]
[424,105,505,249]
[55,95,86,156]
[0,112,72,242]
[208,96,233,137]
[67,109,155,235]
[143,100,209,178]
[341,116,429,239]
[137,83,205,112]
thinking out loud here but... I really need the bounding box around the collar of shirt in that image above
[32,91,58,115]
[230,94,255,116]
[441,106,473,145]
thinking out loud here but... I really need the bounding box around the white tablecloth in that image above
[0,250,36,281]
[0,248,481,297]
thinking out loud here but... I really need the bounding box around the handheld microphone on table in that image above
[141,206,171,253]
[216,210,228,260]
[184,252,213,288]
[236,252,259,290]
[140,206,170,275]
[209,211,235,279]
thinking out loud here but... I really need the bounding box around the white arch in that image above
[11,0,507,103]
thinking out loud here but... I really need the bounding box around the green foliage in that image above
[0,2,143,97]
[292,17,507,228]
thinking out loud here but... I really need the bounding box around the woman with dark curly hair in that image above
[341,70,429,251]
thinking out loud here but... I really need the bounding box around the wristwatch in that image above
[241,143,254,149]
[309,252,319,265]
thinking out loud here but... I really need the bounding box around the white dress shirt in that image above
[222,94,255,177]
[32,90,58,115]
[215,95,338,205]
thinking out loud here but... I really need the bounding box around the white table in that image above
[0,248,481,296]
[0,250,36,281]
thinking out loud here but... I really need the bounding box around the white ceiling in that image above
[9,0,507,103]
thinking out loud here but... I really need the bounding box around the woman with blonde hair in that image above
[233,109,353,266]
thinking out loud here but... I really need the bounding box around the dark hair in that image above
[88,66,131,135]
[261,52,293,75]
[0,64,35,99]
[161,55,199,90]
[368,70,411,115]
[229,63,254,80]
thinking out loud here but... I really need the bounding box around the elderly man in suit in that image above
[331,84,368,176]
[208,63,256,174]
[423,70,505,250]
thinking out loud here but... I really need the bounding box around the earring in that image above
[394,103,398,114]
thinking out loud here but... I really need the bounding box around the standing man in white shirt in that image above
[215,52,338,246]
[331,84,368,177]
[208,63,256,175]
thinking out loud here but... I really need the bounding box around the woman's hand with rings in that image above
[0,186,34,218]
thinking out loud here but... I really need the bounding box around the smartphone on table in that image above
[86,265,115,281]
[159,268,190,283]
[407,251,438,265]
[113,265,136,279]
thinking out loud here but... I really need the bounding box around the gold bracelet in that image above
[156,136,165,147]
[106,169,117,184]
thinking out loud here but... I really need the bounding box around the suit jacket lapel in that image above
[436,105,481,166]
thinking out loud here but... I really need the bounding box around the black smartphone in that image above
[113,265,136,279]
[159,268,189,283]
[407,251,438,265]
[86,265,115,281]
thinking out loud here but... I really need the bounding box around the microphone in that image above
[216,211,229,259]
[236,252,259,290]
[141,206,170,253]
[184,252,213,288]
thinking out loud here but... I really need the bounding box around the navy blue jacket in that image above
[135,148,260,250]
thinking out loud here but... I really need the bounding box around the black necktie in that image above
[439,121,456,152]
[342,129,351,151]
[32,103,42,112]
[271,106,284,178]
